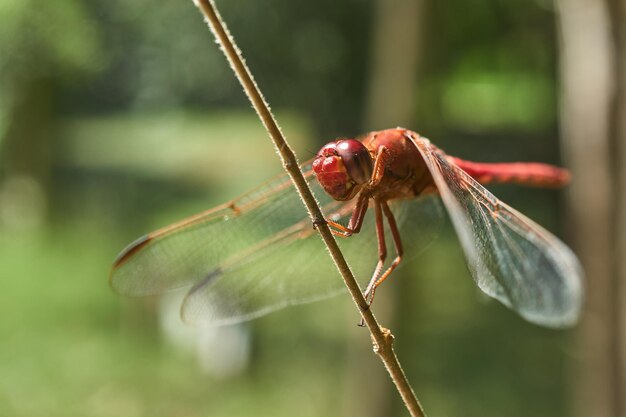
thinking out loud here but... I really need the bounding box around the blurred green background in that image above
[1,0,621,416]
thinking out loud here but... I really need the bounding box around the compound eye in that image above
[335,140,373,185]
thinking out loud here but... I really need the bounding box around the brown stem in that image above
[191,1,427,416]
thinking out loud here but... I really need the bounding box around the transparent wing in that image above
[411,136,584,328]
[111,162,444,326]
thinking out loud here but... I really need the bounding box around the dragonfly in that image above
[110,128,583,328]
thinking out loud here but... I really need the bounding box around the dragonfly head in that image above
[313,139,373,201]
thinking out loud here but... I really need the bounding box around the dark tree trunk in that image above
[0,77,55,217]
[556,0,625,415]
[608,0,626,413]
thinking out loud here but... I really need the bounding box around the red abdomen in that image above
[449,157,571,188]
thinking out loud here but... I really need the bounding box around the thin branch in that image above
[191,1,427,416]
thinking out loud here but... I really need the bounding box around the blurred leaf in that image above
[0,0,103,147]
[0,0,103,76]
[442,72,555,132]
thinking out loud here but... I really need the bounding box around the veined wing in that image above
[410,134,584,328]
[111,166,324,296]
[111,162,444,326]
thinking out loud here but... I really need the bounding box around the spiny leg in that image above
[370,146,389,187]
[363,200,404,305]
[325,192,369,237]
[356,199,386,327]
[363,200,387,305]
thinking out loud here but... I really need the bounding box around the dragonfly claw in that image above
[312,217,327,229]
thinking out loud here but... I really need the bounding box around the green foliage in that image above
[0,0,102,147]
[0,0,102,75]
[442,71,555,131]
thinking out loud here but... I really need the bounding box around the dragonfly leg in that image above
[364,200,387,300]
[326,192,369,237]
[369,146,389,188]
[364,200,403,305]
[356,200,387,326]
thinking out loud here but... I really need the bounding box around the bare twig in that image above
[191,1,427,416]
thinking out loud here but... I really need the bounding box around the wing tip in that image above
[112,234,153,270]
[179,268,223,323]
[518,284,584,329]
[524,309,581,329]
[109,234,153,292]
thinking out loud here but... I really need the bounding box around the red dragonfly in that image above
[111,128,583,328]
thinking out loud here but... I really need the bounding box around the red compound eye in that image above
[313,139,373,201]
[334,140,373,185]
